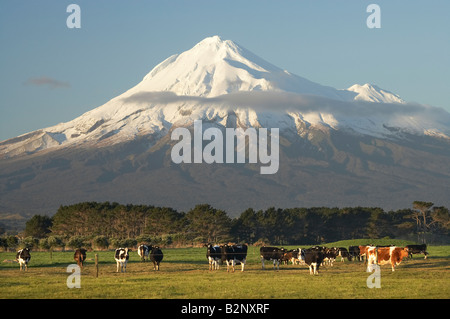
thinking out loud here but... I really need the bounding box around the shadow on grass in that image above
[401,259,450,269]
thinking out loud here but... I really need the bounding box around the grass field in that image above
[1,241,449,299]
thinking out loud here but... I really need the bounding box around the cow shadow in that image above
[162,259,206,265]
[401,257,450,269]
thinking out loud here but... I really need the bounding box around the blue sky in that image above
[1,0,449,141]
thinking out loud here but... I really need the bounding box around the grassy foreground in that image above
[0,242,449,299]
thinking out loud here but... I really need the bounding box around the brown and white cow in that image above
[282,249,303,265]
[359,245,368,262]
[366,246,409,272]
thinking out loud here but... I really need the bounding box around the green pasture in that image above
[0,240,449,299]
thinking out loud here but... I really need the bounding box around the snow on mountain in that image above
[347,83,405,104]
[1,35,449,159]
[126,35,355,100]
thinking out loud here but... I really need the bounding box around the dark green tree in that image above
[232,208,262,244]
[185,204,231,243]
[24,215,52,238]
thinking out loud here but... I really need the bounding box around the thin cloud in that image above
[121,90,450,125]
[24,76,70,89]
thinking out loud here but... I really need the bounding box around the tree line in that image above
[1,201,449,251]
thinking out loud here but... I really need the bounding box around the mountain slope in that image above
[1,124,449,218]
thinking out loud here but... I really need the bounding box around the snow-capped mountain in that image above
[128,36,357,100]
[1,35,449,159]
[1,36,450,219]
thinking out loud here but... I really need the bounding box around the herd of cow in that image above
[14,244,164,273]
[206,243,429,275]
[13,243,428,275]
[72,245,164,272]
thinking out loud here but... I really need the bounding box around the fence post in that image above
[95,254,99,278]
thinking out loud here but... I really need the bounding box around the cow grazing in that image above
[358,245,369,262]
[74,248,87,268]
[337,247,351,262]
[150,246,164,271]
[282,249,301,265]
[114,248,130,272]
[206,244,223,271]
[281,251,293,265]
[16,248,31,271]
[260,246,286,270]
[405,244,428,259]
[366,246,409,272]
[348,246,361,261]
[221,244,248,272]
[301,248,325,275]
[290,249,304,265]
[323,247,338,266]
[138,244,151,262]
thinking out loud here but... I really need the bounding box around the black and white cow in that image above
[221,244,248,272]
[137,244,151,262]
[292,248,305,265]
[337,247,351,262]
[260,246,286,270]
[114,248,130,272]
[323,247,338,266]
[206,244,223,271]
[348,246,361,261]
[405,244,429,259]
[16,248,31,271]
[150,246,164,271]
[301,248,325,275]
